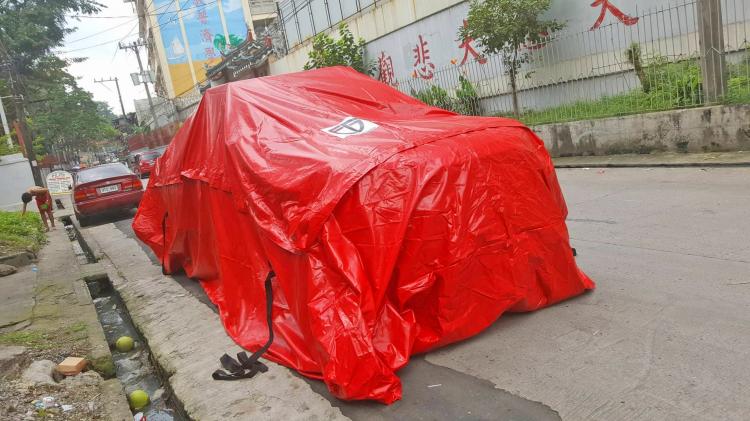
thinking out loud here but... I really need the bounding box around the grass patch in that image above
[0,330,53,349]
[67,321,88,333]
[0,210,46,256]
[499,55,750,126]
[88,355,116,378]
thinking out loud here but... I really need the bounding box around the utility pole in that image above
[0,46,43,185]
[11,92,43,186]
[119,40,159,128]
[0,95,11,147]
[698,0,726,102]
[94,77,127,119]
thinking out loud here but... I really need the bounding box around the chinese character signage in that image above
[152,0,249,96]
[365,0,653,87]
[412,35,435,79]
[590,0,639,30]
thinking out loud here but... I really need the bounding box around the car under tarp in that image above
[132,66,595,404]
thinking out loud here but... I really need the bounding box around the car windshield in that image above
[140,151,161,161]
[76,164,131,184]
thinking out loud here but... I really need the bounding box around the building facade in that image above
[136,0,278,99]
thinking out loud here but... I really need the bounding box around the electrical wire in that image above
[68,0,221,20]
[57,0,219,54]
[57,22,140,54]
[65,0,176,46]
[66,17,138,44]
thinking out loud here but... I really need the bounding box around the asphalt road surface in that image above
[100,168,750,420]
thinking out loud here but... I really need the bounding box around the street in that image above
[98,167,750,420]
[4,0,750,418]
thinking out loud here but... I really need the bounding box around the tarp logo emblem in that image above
[322,117,378,139]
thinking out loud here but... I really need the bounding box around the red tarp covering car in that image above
[133,66,594,404]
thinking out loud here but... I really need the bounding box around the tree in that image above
[0,0,115,162]
[304,23,374,75]
[95,101,118,122]
[0,0,101,73]
[625,43,651,93]
[460,0,563,117]
[32,84,119,157]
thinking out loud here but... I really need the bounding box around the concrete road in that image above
[101,168,750,420]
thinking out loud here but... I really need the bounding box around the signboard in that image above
[153,0,249,96]
[46,171,74,195]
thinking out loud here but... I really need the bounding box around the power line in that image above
[65,0,174,44]
[57,0,219,54]
[66,18,138,44]
[68,0,220,20]
[57,22,139,53]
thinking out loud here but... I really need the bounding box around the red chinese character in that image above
[204,47,216,58]
[197,10,208,25]
[412,35,435,80]
[193,0,205,6]
[459,20,487,65]
[377,52,397,86]
[200,29,213,43]
[590,0,639,30]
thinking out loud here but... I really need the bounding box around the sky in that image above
[59,0,147,115]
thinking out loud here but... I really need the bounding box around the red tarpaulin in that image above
[133,66,594,404]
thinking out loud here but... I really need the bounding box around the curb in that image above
[84,223,349,421]
[554,161,750,168]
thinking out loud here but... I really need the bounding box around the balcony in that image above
[250,0,277,18]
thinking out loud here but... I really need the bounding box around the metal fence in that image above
[278,0,380,49]
[394,0,750,126]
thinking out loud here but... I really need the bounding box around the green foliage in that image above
[414,85,454,111]
[31,85,120,155]
[454,76,481,115]
[0,135,20,156]
[726,75,750,104]
[96,101,118,121]
[461,0,563,116]
[0,211,46,256]
[0,330,51,349]
[509,57,750,126]
[726,52,750,104]
[0,0,117,157]
[304,23,374,75]
[643,57,703,107]
[413,76,481,115]
[0,0,102,73]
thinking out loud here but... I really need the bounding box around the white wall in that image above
[271,0,750,114]
[0,153,35,211]
[270,0,465,75]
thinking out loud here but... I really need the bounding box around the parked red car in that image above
[135,149,163,178]
[72,163,143,226]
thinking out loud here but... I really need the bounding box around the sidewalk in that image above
[0,225,131,420]
[553,151,750,168]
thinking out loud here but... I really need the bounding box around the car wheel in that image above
[78,214,90,227]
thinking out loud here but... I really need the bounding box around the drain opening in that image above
[85,275,187,421]
[61,216,97,264]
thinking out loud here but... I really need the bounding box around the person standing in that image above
[21,186,55,231]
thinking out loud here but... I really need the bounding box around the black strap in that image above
[213,271,275,381]
[161,212,169,275]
